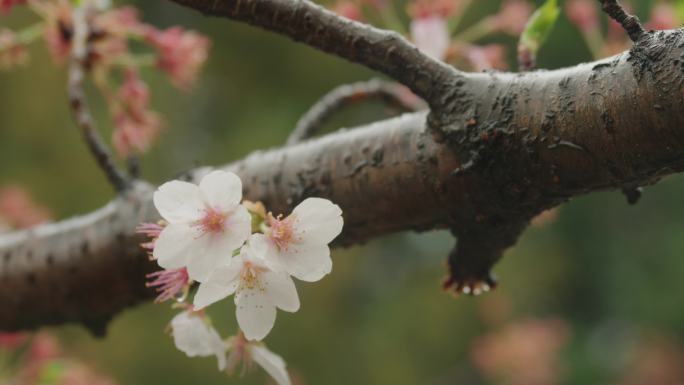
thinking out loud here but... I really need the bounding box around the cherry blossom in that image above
[170,311,227,371]
[112,70,162,157]
[145,26,210,90]
[264,197,343,282]
[152,170,251,282]
[226,332,292,385]
[194,234,300,341]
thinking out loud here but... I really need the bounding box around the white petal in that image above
[251,345,292,385]
[210,331,227,371]
[171,312,225,364]
[199,170,243,211]
[154,180,204,223]
[186,237,232,282]
[222,205,252,251]
[235,288,277,341]
[263,271,300,312]
[193,261,242,309]
[153,224,199,269]
[410,16,450,60]
[292,198,343,245]
[280,242,332,282]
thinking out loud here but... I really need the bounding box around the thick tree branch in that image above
[2,27,684,332]
[166,0,463,115]
[287,79,424,145]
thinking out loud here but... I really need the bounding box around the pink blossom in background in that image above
[145,26,210,90]
[410,15,450,60]
[0,332,27,349]
[461,43,508,71]
[332,1,363,21]
[493,0,534,35]
[566,0,599,33]
[407,0,460,19]
[0,185,52,229]
[42,0,73,64]
[647,4,679,31]
[0,29,28,69]
[616,333,684,385]
[471,318,570,385]
[112,70,162,157]
[58,364,117,385]
[0,0,25,15]
[95,6,143,35]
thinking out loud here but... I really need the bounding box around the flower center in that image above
[194,208,227,235]
[239,262,266,291]
[268,214,296,251]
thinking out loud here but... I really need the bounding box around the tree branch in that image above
[287,79,424,145]
[598,0,645,42]
[68,5,130,192]
[2,28,684,331]
[165,0,463,114]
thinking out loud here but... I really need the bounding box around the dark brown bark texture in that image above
[2,0,684,333]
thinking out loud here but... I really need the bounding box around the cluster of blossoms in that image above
[330,0,532,71]
[0,0,210,157]
[138,170,344,384]
[0,332,116,385]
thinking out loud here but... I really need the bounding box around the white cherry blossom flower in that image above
[194,234,300,341]
[264,198,343,282]
[170,311,227,371]
[226,332,292,385]
[410,15,450,60]
[152,170,251,282]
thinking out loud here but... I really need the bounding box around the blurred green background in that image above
[2,0,684,384]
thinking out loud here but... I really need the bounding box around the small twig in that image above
[287,79,425,145]
[126,156,140,178]
[68,5,130,192]
[597,0,644,42]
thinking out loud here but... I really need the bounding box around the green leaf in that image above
[37,360,66,385]
[519,0,561,54]
[676,0,684,22]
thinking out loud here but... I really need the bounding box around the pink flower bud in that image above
[112,70,162,157]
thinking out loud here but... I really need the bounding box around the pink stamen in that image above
[146,267,189,303]
[267,213,297,251]
[136,222,166,259]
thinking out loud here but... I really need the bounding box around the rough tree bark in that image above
[1,0,683,334]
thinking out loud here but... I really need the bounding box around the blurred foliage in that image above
[2,0,684,384]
